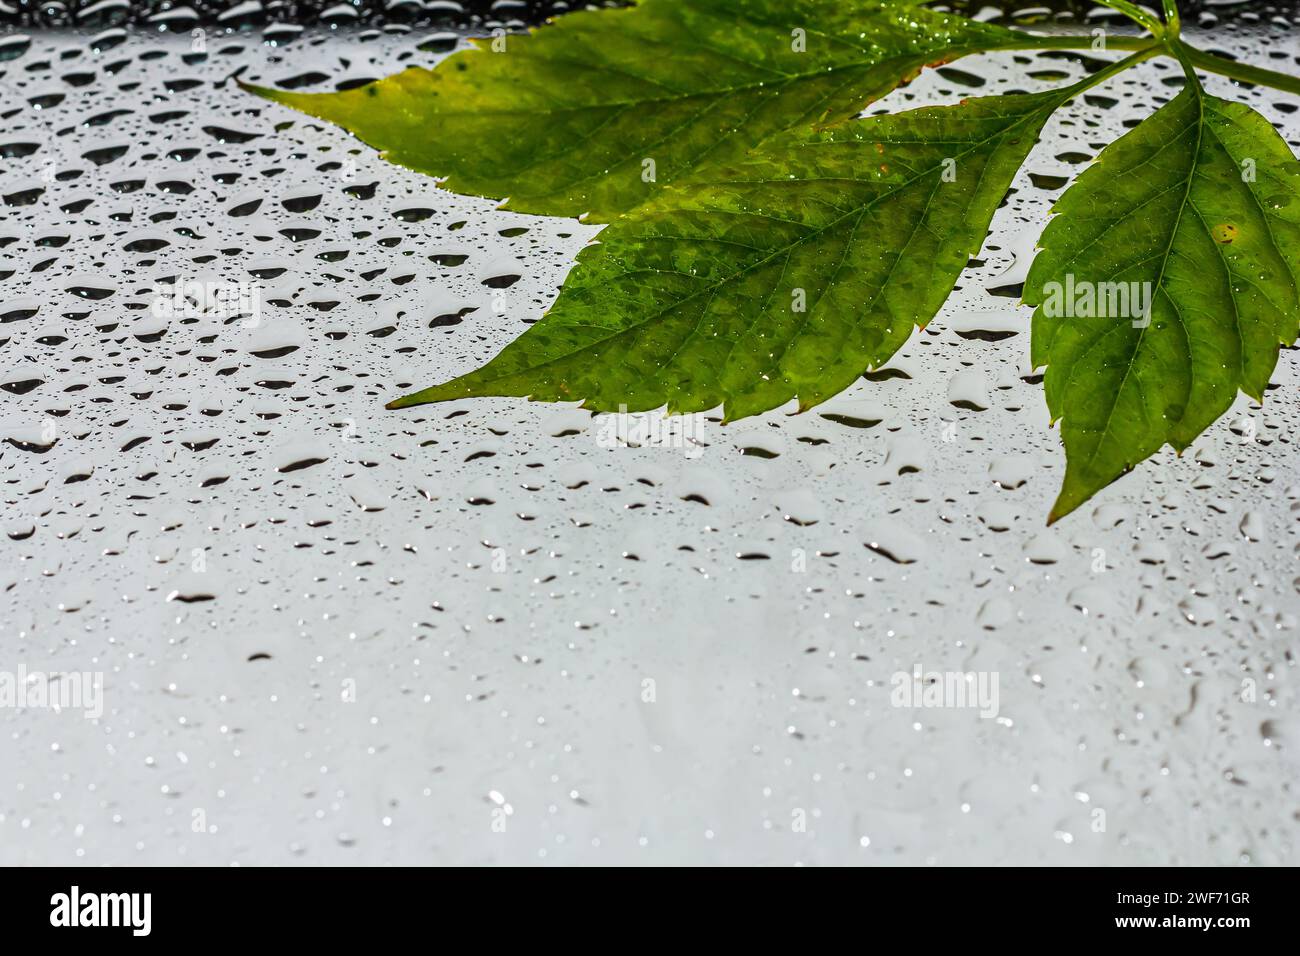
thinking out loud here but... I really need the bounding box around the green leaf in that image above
[241,0,1025,221]
[388,86,1084,418]
[1026,77,1300,522]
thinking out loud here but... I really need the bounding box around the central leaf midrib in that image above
[1078,86,1204,477]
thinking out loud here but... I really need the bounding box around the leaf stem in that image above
[998,33,1154,54]
[1091,1,1165,37]
[1066,45,1162,94]
[1161,0,1182,38]
[1180,43,1300,97]
[993,32,1300,99]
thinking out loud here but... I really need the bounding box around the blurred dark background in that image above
[0,0,1295,31]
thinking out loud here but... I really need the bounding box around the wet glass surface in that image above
[1,8,1298,864]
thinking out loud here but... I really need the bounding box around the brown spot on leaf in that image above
[1212,223,1239,244]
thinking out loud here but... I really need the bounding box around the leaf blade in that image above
[242,0,1024,221]
[388,88,1078,417]
[1026,79,1300,522]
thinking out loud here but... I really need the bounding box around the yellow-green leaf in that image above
[241,0,1025,221]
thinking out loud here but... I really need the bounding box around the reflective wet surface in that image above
[1,19,1298,864]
